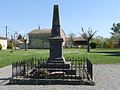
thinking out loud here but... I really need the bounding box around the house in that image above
[0,36,7,50]
[28,28,66,49]
[17,40,28,49]
[65,37,87,48]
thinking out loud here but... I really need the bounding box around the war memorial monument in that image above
[10,5,95,85]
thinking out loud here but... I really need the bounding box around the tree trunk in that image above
[10,40,13,53]
[24,39,27,51]
[87,40,90,52]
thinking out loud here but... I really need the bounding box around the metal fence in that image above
[12,57,93,81]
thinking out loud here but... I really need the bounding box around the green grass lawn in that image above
[0,48,120,68]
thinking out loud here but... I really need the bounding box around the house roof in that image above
[73,37,86,41]
[0,36,7,40]
[65,36,86,41]
[29,29,51,35]
[28,28,66,36]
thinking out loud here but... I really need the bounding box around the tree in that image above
[14,32,18,50]
[17,34,23,40]
[68,33,76,48]
[90,42,97,49]
[110,33,120,48]
[111,23,120,48]
[81,27,96,52]
[10,36,14,52]
[23,35,28,51]
[24,38,27,51]
[94,36,104,48]
[111,23,120,34]
[0,44,2,50]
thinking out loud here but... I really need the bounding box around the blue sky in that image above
[0,0,120,38]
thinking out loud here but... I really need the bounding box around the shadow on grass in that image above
[91,51,120,56]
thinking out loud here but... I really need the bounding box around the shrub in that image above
[7,43,12,49]
[90,42,97,49]
[0,44,2,50]
[108,40,114,48]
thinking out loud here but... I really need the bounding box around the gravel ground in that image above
[0,64,120,90]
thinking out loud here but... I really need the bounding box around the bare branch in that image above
[81,27,96,40]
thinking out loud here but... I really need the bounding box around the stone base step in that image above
[47,69,76,75]
[37,62,70,69]
[9,78,95,86]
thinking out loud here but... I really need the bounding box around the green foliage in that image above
[93,36,104,48]
[108,40,114,48]
[0,44,2,50]
[111,23,120,48]
[93,36,116,48]
[7,43,12,49]
[111,23,120,34]
[110,33,120,48]
[90,42,97,49]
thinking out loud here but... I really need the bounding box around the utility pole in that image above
[5,26,7,38]
[38,26,40,30]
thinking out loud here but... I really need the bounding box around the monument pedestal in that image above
[49,37,64,61]
[38,61,70,69]
[39,37,71,69]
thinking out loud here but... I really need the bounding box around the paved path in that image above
[0,64,120,90]
[0,65,12,85]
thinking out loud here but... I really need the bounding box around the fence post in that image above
[87,59,93,80]
[23,61,26,76]
[12,62,14,78]
[15,62,17,78]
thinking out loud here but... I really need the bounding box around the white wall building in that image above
[0,36,7,50]
[28,28,66,49]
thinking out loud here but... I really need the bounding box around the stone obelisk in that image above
[48,5,70,68]
[49,5,64,62]
[39,5,70,69]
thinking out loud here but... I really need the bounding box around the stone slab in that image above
[38,62,70,69]
[9,78,95,85]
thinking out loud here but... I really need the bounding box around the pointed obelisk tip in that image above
[52,5,60,27]
[51,5,60,36]
[54,4,58,7]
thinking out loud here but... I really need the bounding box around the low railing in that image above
[87,59,93,80]
[12,57,93,82]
